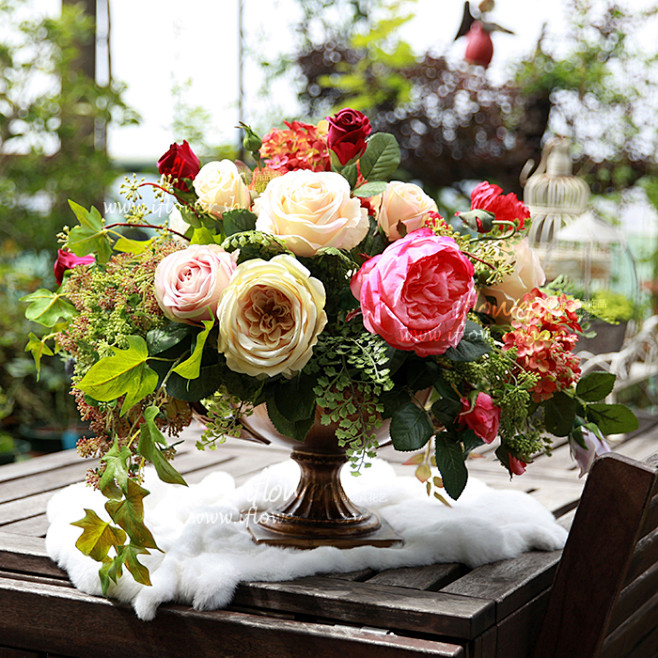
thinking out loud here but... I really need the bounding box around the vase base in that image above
[245,514,404,549]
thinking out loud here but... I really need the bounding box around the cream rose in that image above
[480,239,546,324]
[253,170,368,257]
[193,160,251,217]
[218,254,327,378]
[375,181,438,241]
[154,244,237,324]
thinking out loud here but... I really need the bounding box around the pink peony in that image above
[458,393,501,443]
[154,244,237,324]
[54,248,95,285]
[351,228,476,356]
[470,181,530,231]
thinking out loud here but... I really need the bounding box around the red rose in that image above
[458,392,501,444]
[470,181,531,231]
[54,248,94,285]
[508,454,527,476]
[326,109,372,166]
[157,140,201,192]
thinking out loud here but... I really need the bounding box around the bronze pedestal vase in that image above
[240,405,403,549]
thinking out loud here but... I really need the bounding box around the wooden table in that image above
[1,419,657,658]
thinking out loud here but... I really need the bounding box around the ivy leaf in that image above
[190,225,221,245]
[172,319,215,380]
[117,544,152,586]
[76,336,159,416]
[67,201,113,263]
[434,432,468,500]
[138,406,188,486]
[98,438,131,497]
[576,372,616,402]
[544,391,578,436]
[223,208,257,236]
[105,479,159,549]
[71,509,126,562]
[24,332,54,376]
[352,181,388,198]
[112,235,153,255]
[586,403,639,435]
[390,402,433,450]
[21,289,77,327]
[359,133,401,181]
[444,321,491,362]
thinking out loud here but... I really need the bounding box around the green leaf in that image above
[112,235,153,255]
[98,438,132,497]
[273,373,317,423]
[586,403,639,435]
[163,363,223,401]
[544,391,578,436]
[117,544,152,586]
[434,432,468,500]
[190,225,221,245]
[71,509,126,562]
[390,402,434,450]
[380,387,411,419]
[431,397,462,427]
[24,332,54,376]
[76,336,159,416]
[341,162,358,188]
[576,372,616,402]
[21,289,77,327]
[138,407,188,486]
[105,479,159,549]
[359,133,401,181]
[223,208,257,236]
[147,323,195,355]
[352,181,388,197]
[444,321,491,362]
[266,396,315,442]
[172,319,215,380]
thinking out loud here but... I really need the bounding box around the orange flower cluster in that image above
[259,120,331,173]
[503,289,582,401]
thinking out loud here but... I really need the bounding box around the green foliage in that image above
[0,0,139,254]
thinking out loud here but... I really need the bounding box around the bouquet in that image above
[23,108,637,592]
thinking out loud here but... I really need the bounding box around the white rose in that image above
[479,238,546,324]
[253,170,368,257]
[218,254,327,378]
[193,160,251,217]
[374,181,438,241]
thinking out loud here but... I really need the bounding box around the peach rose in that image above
[374,181,438,241]
[253,170,368,257]
[217,254,327,378]
[154,244,237,324]
[480,239,545,324]
[193,160,251,217]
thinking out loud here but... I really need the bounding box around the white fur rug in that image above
[46,459,567,621]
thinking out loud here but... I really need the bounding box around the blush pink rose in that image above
[458,393,501,443]
[154,244,237,324]
[351,228,477,356]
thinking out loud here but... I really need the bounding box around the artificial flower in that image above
[458,393,501,443]
[154,244,237,324]
[53,248,94,285]
[254,170,368,257]
[569,428,612,477]
[217,254,327,378]
[326,108,371,165]
[260,120,330,173]
[374,181,439,241]
[157,140,200,192]
[351,227,477,356]
[193,160,251,217]
[470,181,531,230]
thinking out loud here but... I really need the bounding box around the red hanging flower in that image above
[54,249,94,285]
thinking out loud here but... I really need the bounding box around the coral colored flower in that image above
[374,181,439,241]
[260,121,330,173]
[157,141,200,192]
[351,228,476,356]
[326,108,371,166]
[470,181,531,231]
[254,170,368,257]
[154,244,237,324]
[217,255,327,378]
[54,249,94,285]
[458,393,501,443]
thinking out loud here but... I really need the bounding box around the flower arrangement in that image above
[24,108,637,593]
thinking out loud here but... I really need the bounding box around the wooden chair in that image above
[533,451,658,658]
